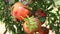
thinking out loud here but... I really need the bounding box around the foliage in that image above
[0,0,60,34]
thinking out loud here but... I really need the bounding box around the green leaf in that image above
[29,2,35,7]
[3,29,7,34]
[38,16,46,23]
[9,0,15,4]
[12,31,17,34]
[56,32,60,34]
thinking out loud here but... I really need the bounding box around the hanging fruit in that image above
[11,2,30,21]
[35,9,47,24]
[38,27,49,34]
[22,16,42,34]
[35,9,47,17]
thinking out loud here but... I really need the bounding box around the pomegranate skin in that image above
[22,17,42,34]
[38,27,49,34]
[11,2,30,21]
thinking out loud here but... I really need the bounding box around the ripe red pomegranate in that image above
[11,2,30,21]
[22,17,42,34]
